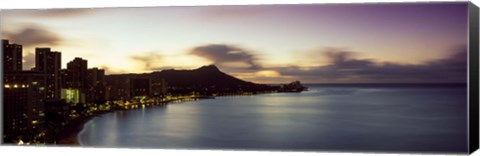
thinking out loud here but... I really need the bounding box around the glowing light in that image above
[18,139,24,145]
[4,84,10,88]
[61,89,80,103]
[13,84,18,88]
[255,70,281,77]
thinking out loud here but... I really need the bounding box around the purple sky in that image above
[0,2,470,83]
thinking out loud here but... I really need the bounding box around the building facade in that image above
[2,40,23,72]
[129,78,151,98]
[61,58,88,104]
[3,71,47,143]
[35,48,61,99]
[152,79,168,97]
[86,68,107,103]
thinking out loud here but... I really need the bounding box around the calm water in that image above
[78,85,468,153]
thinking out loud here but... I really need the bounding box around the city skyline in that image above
[0,2,469,83]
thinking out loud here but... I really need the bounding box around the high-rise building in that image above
[86,68,106,103]
[129,78,151,98]
[105,77,130,101]
[64,57,87,90]
[35,48,61,99]
[86,68,105,87]
[60,69,68,89]
[152,79,168,97]
[2,39,23,72]
[3,71,47,143]
[3,40,48,143]
[61,58,88,104]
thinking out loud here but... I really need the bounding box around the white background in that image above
[0,0,479,156]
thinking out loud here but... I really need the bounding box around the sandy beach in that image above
[56,115,97,146]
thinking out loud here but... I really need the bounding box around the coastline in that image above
[54,95,215,146]
[56,110,117,146]
[56,115,96,146]
[54,93,277,146]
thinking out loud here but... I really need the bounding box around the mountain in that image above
[150,64,256,88]
[105,65,276,95]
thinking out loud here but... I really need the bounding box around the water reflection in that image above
[78,85,467,153]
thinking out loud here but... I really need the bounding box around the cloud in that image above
[100,65,134,75]
[33,9,91,17]
[190,44,261,70]
[5,9,91,18]
[273,47,467,83]
[130,52,163,71]
[322,49,376,68]
[255,70,281,78]
[3,24,62,47]
[22,52,36,70]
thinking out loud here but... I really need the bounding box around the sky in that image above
[0,2,470,84]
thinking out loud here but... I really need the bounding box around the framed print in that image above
[1,1,479,155]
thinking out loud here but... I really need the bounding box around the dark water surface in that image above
[78,84,468,153]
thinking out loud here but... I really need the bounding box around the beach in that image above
[56,114,98,146]
[55,96,215,146]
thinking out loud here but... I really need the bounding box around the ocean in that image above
[77,84,468,153]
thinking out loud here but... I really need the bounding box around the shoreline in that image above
[55,96,215,146]
[55,93,279,146]
[57,109,116,146]
[56,114,97,146]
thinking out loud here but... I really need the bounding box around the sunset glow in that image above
[0,2,469,83]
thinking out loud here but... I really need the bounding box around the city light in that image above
[17,139,24,145]
[2,38,304,145]
[61,89,81,104]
